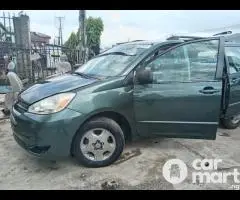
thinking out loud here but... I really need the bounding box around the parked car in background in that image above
[10,34,240,167]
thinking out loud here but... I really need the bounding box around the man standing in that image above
[1,56,17,116]
[2,72,23,116]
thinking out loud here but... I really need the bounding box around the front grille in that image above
[14,97,29,113]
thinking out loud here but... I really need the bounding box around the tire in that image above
[72,117,125,168]
[221,115,240,129]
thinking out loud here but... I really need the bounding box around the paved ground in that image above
[0,95,240,190]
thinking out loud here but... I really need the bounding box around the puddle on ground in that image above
[114,148,142,165]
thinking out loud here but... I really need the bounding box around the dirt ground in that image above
[0,118,240,190]
[0,95,240,190]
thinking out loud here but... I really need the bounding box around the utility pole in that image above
[3,12,6,41]
[78,10,86,63]
[56,16,64,46]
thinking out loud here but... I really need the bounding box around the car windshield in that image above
[75,43,153,77]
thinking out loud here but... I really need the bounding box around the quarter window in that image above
[225,47,240,74]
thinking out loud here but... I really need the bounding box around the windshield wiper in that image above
[73,72,100,80]
[97,51,136,57]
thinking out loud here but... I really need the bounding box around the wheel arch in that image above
[70,110,132,155]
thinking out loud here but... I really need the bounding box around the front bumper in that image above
[10,106,85,159]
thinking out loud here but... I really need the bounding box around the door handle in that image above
[199,87,220,94]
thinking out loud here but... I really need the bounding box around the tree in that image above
[64,16,104,61]
[64,32,78,50]
[85,17,104,57]
[63,32,78,65]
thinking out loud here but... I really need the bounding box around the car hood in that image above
[20,74,98,104]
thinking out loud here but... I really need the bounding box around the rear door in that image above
[133,38,225,140]
[224,44,240,118]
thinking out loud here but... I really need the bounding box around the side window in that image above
[143,40,219,83]
[225,46,240,74]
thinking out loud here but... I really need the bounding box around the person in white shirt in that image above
[2,72,23,116]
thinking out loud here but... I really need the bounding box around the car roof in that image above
[124,38,240,46]
[117,37,216,47]
[112,34,240,52]
[115,40,159,46]
[115,39,181,46]
[99,39,183,56]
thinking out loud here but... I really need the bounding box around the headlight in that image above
[28,93,76,114]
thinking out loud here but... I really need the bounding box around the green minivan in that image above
[10,36,240,167]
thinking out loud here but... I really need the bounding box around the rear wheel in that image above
[72,117,125,168]
[221,114,240,129]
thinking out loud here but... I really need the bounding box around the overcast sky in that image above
[2,10,240,47]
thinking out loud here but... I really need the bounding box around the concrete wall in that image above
[13,15,32,81]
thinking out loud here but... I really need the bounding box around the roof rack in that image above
[166,35,205,41]
[213,31,232,36]
[166,31,240,42]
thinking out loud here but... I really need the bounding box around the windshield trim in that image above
[75,54,140,78]
[96,51,137,58]
[76,45,153,77]
[75,42,158,77]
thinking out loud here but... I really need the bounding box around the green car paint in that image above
[10,37,240,159]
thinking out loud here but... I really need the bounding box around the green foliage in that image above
[63,32,78,65]
[64,16,104,57]
[86,17,104,49]
[64,32,78,49]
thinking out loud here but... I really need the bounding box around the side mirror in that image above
[135,69,153,85]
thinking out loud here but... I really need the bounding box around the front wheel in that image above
[72,117,125,168]
[221,115,240,129]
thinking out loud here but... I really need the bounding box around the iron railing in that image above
[0,44,81,86]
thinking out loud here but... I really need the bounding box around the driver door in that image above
[133,38,225,140]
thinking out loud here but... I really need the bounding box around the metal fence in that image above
[0,43,81,86]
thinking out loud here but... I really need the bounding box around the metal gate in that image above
[0,43,80,86]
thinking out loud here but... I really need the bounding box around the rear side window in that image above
[225,46,240,74]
